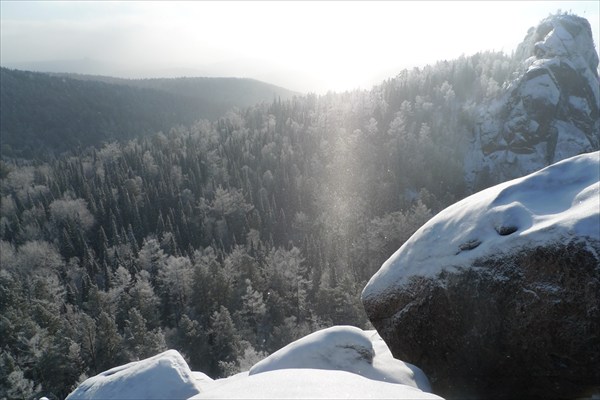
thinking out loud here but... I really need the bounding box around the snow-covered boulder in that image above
[466,14,599,186]
[363,152,600,399]
[66,350,203,400]
[192,369,442,399]
[249,325,431,391]
[194,325,436,399]
[65,328,439,400]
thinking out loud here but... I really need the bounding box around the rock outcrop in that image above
[362,152,600,399]
[466,14,599,187]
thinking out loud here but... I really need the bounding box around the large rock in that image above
[466,14,599,187]
[362,152,600,399]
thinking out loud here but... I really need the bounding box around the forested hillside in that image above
[0,50,517,398]
[0,68,296,158]
[49,73,299,111]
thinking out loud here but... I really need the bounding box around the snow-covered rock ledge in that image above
[66,350,206,400]
[66,326,442,399]
[362,151,600,399]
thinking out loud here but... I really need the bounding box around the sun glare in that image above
[1,1,598,93]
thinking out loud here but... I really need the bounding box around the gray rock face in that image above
[466,14,599,187]
[364,241,600,399]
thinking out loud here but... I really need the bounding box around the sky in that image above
[1,1,599,94]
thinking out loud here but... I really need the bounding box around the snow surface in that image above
[249,325,431,391]
[192,370,214,387]
[65,350,203,400]
[67,327,439,400]
[191,369,442,399]
[364,151,600,303]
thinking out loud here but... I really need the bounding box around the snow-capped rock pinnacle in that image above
[466,13,599,187]
[515,14,598,71]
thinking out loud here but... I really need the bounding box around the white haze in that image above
[1,1,598,94]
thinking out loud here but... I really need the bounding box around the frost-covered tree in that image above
[124,307,167,360]
[94,312,124,371]
[209,306,243,377]
[156,255,193,325]
[49,196,95,232]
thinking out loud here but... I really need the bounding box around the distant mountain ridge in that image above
[0,68,297,157]
[47,72,299,110]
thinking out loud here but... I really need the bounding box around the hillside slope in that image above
[48,73,298,110]
[0,68,296,157]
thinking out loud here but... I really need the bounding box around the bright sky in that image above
[1,1,599,93]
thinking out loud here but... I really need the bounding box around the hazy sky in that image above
[1,1,599,93]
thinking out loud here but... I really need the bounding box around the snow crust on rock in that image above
[363,151,600,303]
[191,369,443,399]
[66,350,203,400]
[249,325,430,391]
